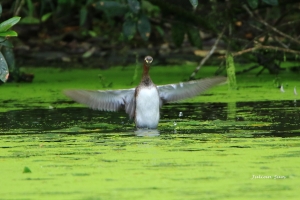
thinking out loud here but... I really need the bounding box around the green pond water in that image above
[1,65,300,199]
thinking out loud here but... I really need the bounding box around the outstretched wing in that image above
[157,76,226,103]
[64,89,136,119]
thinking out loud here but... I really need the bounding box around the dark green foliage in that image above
[79,6,88,26]
[1,0,300,76]
[171,22,185,47]
[137,14,151,41]
[263,0,278,6]
[248,0,278,9]
[95,1,128,17]
[2,46,18,78]
[95,0,151,41]
[186,25,202,49]
[0,3,20,82]
[171,22,202,48]
[0,51,9,82]
[127,0,141,14]
[247,0,259,9]
[123,17,137,40]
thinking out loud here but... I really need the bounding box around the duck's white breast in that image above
[135,87,160,128]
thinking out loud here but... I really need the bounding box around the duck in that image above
[64,56,226,129]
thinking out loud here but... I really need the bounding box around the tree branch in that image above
[189,27,226,80]
[242,4,300,46]
[218,45,300,59]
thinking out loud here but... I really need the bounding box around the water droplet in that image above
[179,112,183,117]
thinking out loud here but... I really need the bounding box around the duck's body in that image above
[135,84,160,128]
[64,56,226,129]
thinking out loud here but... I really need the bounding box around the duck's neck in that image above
[141,63,152,86]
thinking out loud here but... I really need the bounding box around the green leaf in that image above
[189,0,198,9]
[127,0,140,14]
[0,30,18,37]
[247,0,258,9]
[2,46,16,73]
[262,0,278,6]
[0,37,14,48]
[95,1,128,17]
[186,25,202,48]
[80,6,88,26]
[155,25,164,37]
[137,14,151,41]
[123,18,136,40]
[0,17,21,32]
[20,16,39,24]
[26,0,35,16]
[82,47,96,58]
[88,30,97,37]
[41,12,52,22]
[0,52,9,83]
[0,37,6,43]
[172,22,186,47]
[0,40,14,48]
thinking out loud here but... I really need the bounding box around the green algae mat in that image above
[1,63,300,199]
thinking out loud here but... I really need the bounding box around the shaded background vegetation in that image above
[1,0,300,81]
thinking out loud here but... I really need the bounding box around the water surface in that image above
[0,101,299,199]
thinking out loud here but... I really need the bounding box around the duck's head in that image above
[143,56,153,75]
[144,56,153,65]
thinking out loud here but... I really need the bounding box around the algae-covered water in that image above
[1,64,300,199]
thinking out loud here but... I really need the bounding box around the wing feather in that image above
[64,89,136,119]
[157,76,226,103]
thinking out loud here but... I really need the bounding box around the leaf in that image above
[123,18,136,40]
[172,22,186,47]
[0,37,6,43]
[0,38,14,48]
[2,46,16,72]
[186,25,202,48]
[95,1,128,17]
[0,17,21,32]
[88,30,97,37]
[26,0,35,16]
[127,0,140,14]
[20,16,39,24]
[262,0,278,6]
[189,0,198,9]
[247,0,258,9]
[80,6,88,26]
[0,52,9,83]
[82,47,96,58]
[155,25,164,37]
[0,30,18,37]
[137,14,151,41]
[41,12,52,22]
